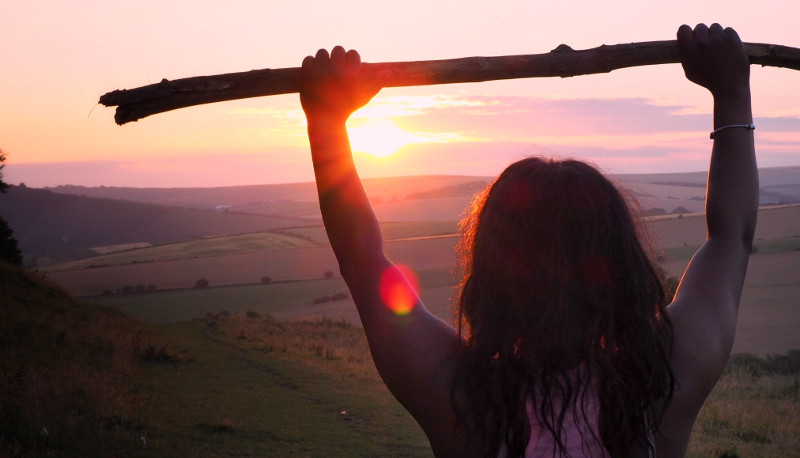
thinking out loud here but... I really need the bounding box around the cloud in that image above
[7,150,313,188]
[9,94,799,187]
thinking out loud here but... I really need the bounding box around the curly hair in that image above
[451,157,674,457]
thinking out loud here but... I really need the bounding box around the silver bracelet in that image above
[710,123,756,139]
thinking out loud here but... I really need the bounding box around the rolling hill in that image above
[0,186,319,264]
[4,167,800,266]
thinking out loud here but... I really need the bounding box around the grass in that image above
[276,221,458,245]
[661,236,800,265]
[1,262,432,457]
[134,314,800,457]
[0,263,156,455]
[43,222,459,274]
[688,369,800,457]
[82,266,455,324]
[86,278,351,323]
[6,205,800,456]
[751,236,800,255]
[128,318,431,457]
[3,258,798,456]
[42,231,319,272]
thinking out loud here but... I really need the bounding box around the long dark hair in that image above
[452,157,674,457]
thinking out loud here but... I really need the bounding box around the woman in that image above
[299,23,756,457]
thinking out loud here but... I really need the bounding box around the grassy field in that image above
[86,267,456,325]
[688,368,800,457]
[1,265,433,457]
[130,318,432,457]
[45,229,459,297]
[3,263,799,457]
[277,221,458,245]
[42,231,321,272]
[66,205,800,356]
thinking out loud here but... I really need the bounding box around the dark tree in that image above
[0,150,22,265]
[0,218,22,265]
[0,149,8,193]
[194,278,210,289]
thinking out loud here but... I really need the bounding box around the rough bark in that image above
[99,40,800,125]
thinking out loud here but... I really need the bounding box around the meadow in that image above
[6,173,799,456]
[52,204,800,356]
[3,264,797,457]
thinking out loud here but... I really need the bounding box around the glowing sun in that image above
[348,118,421,158]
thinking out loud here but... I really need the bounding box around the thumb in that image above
[362,68,392,101]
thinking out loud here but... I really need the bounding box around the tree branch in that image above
[99,40,800,125]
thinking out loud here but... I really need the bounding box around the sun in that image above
[347,118,420,158]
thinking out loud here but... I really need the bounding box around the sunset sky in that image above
[2,0,799,187]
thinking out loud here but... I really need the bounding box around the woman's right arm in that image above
[658,23,757,455]
[300,47,463,455]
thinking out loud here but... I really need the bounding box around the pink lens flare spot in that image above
[379,264,420,315]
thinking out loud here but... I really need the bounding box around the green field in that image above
[277,221,458,245]
[7,168,800,456]
[67,206,800,356]
[3,259,799,457]
[87,278,349,323]
[42,221,460,274]
[141,315,800,457]
[43,231,320,272]
[130,319,433,457]
[86,267,455,324]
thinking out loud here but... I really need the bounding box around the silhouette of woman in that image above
[299,23,756,457]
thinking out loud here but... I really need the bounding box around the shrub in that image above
[764,350,800,375]
[725,350,800,376]
[194,278,210,289]
[0,217,22,265]
[260,276,272,285]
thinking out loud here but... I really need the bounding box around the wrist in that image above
[712,88,752,128]
[306,116,349,149]
[711,85,751,103]
[306,114,348,131]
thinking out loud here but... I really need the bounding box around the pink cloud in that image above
[7,95,800,187]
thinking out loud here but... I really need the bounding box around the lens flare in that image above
[378,264,420,315]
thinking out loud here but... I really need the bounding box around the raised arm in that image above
[299,47,461,452]
[659,24,758,454]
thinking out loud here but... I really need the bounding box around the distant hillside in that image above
[619,166,800,205]
[47,175,491,209]
[48,167,800,211]
[8,167,800,265]
[617,165,800,186]
[47,181,321,209]
[0,186,318,264]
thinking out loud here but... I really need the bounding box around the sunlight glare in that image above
[348,119,421,158]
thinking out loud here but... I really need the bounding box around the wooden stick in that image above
[100,40,800,125]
